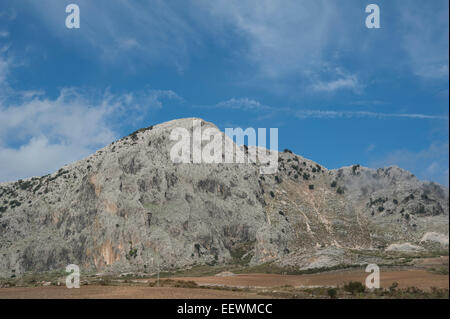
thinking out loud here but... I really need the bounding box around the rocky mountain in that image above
[0,118,448,277]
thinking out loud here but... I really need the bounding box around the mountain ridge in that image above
[0,118,448,277]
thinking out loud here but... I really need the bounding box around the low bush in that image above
[327,288,337,299]
[343,281,365,295]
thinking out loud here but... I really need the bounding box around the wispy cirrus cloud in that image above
[215,98,272,111]
[0,56,8,86]
[18,0,449,93]
[24,0,203,71]
[202,0,343,78]
[399,1,449,79]
[295,110,449,120]
[117,38,139,50]
[0,47,12,88]
[208,97,449,122]
[0,6,16,21]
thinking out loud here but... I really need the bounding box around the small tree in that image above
[327,288,337,299]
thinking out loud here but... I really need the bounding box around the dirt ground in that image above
[0,267,447,299]
[0,285,269,299]
[172,269,449,290]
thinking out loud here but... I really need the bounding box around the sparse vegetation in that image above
[9,200,21,208]
[127,248,138,259]
[125,125,154,141]
[229,241,254,265]
[149,279,198,288]
[429,267,449,275]
[1,262,448,300]
[343,281,365,295]
[18,180,33,191]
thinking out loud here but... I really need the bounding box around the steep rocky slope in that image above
[0,118,448,277]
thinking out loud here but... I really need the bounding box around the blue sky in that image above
[0,0,448,185]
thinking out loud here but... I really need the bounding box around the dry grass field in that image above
[0,262,448,299]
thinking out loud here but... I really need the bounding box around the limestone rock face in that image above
[0,118,448,277]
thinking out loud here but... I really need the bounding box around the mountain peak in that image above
[0,118,447,277]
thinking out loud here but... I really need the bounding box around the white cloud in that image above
[0,136,93,183]
[0,90,117,182]
[0,42,183,182]
[311,74,361,93]
[0,86,182,182]
[117,38,139,50]
[0,31,9,38]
